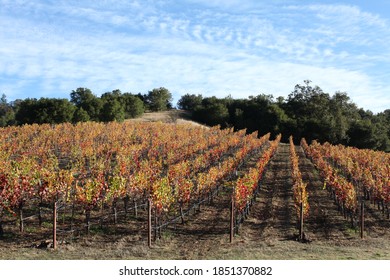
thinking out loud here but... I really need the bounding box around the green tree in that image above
[285,80,336,143]
[0,94,16,126]
[42,98,75,124]
[121,93,144,118]
[15,98,75,124]
[368,113,390,151]
[193,102,229,127]
[146,87,173,112]
[99,90,125,122]
[378,109,390,140]
[72,107,90,123]
[100,98,125,122]
[328,92,359,144]
[14,98,39,124]
[347,120,377,149]
[178,93,203,111]
[70,88,102,121]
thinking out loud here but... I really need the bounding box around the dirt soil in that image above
[0,143,389,260]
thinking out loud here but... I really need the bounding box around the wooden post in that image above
[133,199,138,218]
[53,201,57,250]
[38,204,43,227]
[299,201,304,241]
[0,219,3,238]
[112,200,117,224]
[70,202,75,231]
[86,209,90,234]
[100,201,104,229]
[180,204,184,224]
[360,198,364,239]
[230,196,234,243]
[19,205,24,233]
[0,207,5,238]
[62,203,66,225]
[343,202,347,218]
[113,205,117,224]
[148,198,152,248]
[123,196,129,219]
[157,217,161,240]
[154,215,158,241]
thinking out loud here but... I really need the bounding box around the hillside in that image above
[127,110,208,128]
[0,141,388,260]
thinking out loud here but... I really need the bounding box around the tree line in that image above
[1,81,389,151]
[178,81,390,152]
[0,87,172,125]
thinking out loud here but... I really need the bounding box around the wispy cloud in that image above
[0,0,389,112]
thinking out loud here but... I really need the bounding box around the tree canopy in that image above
[1,82,389,151]
[180,81,390,151]
[145,87,173,112]
[2,87,145,126]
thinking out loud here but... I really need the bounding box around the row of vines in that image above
[289,136,309,241]
[230,133,281,239]
[301,138,390,238]
[1,120,386,248]
[0,121,279,248]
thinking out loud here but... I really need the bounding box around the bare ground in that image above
[0,143,389,260]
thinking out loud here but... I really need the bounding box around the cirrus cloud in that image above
[0,0,389,112]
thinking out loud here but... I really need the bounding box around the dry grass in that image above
[1,227,388,260]
[126,110,208,128]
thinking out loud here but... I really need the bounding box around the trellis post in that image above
[230,195,235,243]
[148,198,152,248]
[53,200,57,250]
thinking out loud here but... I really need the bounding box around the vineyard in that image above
[0,121,389,259]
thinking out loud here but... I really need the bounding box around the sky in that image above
[1,0,389,113]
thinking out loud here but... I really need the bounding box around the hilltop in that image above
[127,110,208,128]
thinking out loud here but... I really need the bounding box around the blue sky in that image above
[1,0,389,113]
